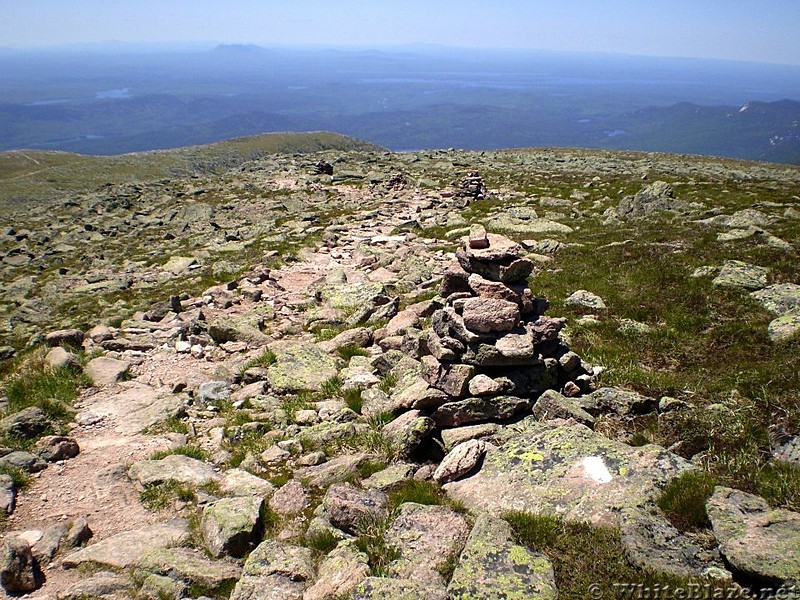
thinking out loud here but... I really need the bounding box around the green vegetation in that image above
[304,529,340,554]
[238,348,277,376]
[140,481,196,511]
[354,512,401,577]
[505,511,734,599]
[149,445,209,462]
[343,388,364,414]
[657,471,717,530]
[336,344,370,362]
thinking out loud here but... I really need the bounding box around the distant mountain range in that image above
[1,46,799,163]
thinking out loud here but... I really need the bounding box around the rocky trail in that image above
[0,142,799,599]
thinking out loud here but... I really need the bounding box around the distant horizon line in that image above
[1,41,799,69]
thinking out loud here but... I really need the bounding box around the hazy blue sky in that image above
[2,0,799,65]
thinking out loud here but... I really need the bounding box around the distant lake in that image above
[96,88,132,99]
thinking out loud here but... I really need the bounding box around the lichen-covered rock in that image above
[447,513,557,600]
[385,503,470,585]
[354,576,448,600]
[580,387,657,416]
[382,410,434,458]
[62,520,190,569]
[138,573,186,600]
[303,541,370,600]
[706,486,800,583]
[128,454,219,488]
[432,396,532,428]
[750,283,800,316]
[323,483,389,535]
[296,454,372,489]
[767,314,800,342]
[444,422,715,575]
[266,341,339,393]
[533,389,595,426]
[433,439,487,484]
[220,468,276,498]
[230,540,315,600]
[441,423,500,451]
[207,312,271,344]
[712,260,768,290]
[201,496,265,558]
[0,537,38,593]
[564,289,607,310]
[136,547,241,593]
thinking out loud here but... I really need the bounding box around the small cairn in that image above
[455,170,487,201]
[421,225,596,428]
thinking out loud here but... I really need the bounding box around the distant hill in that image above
[600,99,800,164]
[0,131,382,209]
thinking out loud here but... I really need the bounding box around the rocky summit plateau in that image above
[0,132,798,599]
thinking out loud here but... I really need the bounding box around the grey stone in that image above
[447,513,557,600]
[59,571,130,600]
[62,520,190,569]
[581,387,657,416]
[0,537,38,593]
[230,540,315,600]
[0,450,47,473]
[707,486,800,583]
[323,483,389,535]
[45,328,84,347]
[768,314,800,342]
[564,289,607,310]
[421,356,474,397]
[201,496,264,558]
[433,439,487,484]
[84,356,130,385]
[0,474,15,515]
[432,396,532,428]
[533,389,595,426]
[304,541,370,600]
[441,423,500,451]
[0,406,50,439]
[128,454,219,488]
[197,380,231,405]
[45,346,79,369]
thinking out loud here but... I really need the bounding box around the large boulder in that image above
[433,439,487,484]
[201,496,265,558]
[0,537,38,593]
[385,503,470,586]
[712,260,769,290]
[0,407,50,439]
[230,540,315,600]
[303,542,370,600]
[323,483,389,535]
[706,486,800,583]
[444,421,717,576]
[447,513,557,600]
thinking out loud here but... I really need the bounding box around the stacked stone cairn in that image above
[420,225,597,431]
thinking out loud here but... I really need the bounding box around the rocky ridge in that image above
[0,140,799,599]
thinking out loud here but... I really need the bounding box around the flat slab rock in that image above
[78,382,185,435]
[266,341,339,393]
[706,486,800,583]
[62,520,190,569]
[128,454,219,488]
[444,421,715,576]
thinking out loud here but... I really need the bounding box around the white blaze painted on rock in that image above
[582,456,613,484]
